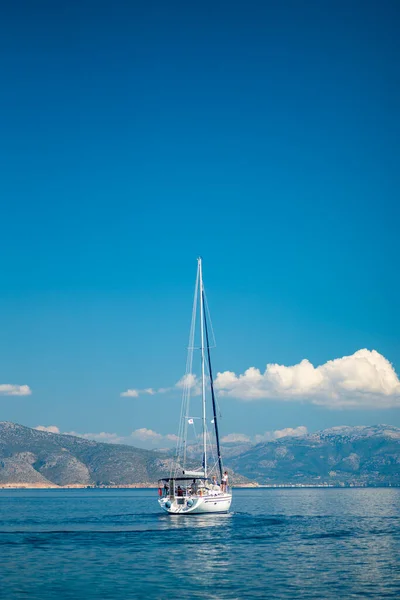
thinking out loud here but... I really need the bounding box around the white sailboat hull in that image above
[159,493,232,515]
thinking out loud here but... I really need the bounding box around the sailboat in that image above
[158,258,232,514]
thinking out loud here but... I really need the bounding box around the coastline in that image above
[1,482,397,489]
[0,483,258,490]
[0,483,157,489]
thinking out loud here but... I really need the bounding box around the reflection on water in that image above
[159,510,232,529]
[0,488,399,599]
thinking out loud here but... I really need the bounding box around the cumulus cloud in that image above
[34,422,307,449]
[214,350,400,409]
[120,372,205,399]
[129,428,178,447]
[120,389,139,398]
[62,427,179,449]
[120,387,171,398]
[175,373,201,395]
[35,425,60,434]
[176,373,197,389]
[64,430,125,444]
[130,428,162,441]
[221,426,307,444]
[0,384,32,396]
[221,433,252,443]
[254,426,308,443]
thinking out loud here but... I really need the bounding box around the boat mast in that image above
[203,298,223,482]
[198,257,207,478]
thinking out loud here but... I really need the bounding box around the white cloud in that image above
[221,433,252,443]
[0,384,32,396]
[33,422,308,449]
[176,373,197,389]
[175,373,201,395]
[274,426,308,439]
[28,422,179,450]
[128,429,179,448]
[120,389,139,398]
[65,428,178,449]
[130,428,162,441]
[64,430,125,444]
[254,426,308,443]
[120,387,171,398]
[120,373,203,399]
[35,425,60,434]
[220,426,307,445]
[214,349,400,409]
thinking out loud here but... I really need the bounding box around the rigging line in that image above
[214,389,223,419]
[203,288,224,482]
[203,288,217,348]
[205,429,217,467]
[183,263,199,469]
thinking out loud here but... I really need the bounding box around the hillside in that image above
[1,422,399,487]
[0,422,249,487]
[0,422,169,486]
[226,425,400,486]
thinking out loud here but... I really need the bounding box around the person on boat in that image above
[221,471,229,492]
[191,479,198,495]
[177,486,184,496]
[211,475,220,490]
[163,482,169,497]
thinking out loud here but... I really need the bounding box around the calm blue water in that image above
[0,488,399,599]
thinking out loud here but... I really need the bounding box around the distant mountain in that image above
[0,422,249,487]
[0,422,169,486]
[226,425,400,486]
[1,422,399,487]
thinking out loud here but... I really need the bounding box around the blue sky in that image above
[1,1,399,447]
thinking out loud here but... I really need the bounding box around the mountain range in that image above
[0,421,166,487]
[0,421,399,487]
[226,425,400,486]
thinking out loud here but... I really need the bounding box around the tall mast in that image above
[198,257,207,478]
[203,298,223,481]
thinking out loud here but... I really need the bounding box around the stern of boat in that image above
[159,492,232,514]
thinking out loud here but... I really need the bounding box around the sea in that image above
[0,488,399,599]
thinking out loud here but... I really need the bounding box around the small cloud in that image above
[273,426,308,439]
[65,431,124,444]
[221,427,308,445]
[60,426,178,449]
[120,376,201,399]
[120,387,170,398]
[175,373,201,395]
[129,428,179,449]
[120,389,139,398]
[176,373,196,389]
[254,426,308,443]
[0,384,32,396]
[130,428,163,441]
[221,433,252,443]
[35,425,60,434]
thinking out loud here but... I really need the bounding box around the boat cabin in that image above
[158,476,222,504]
